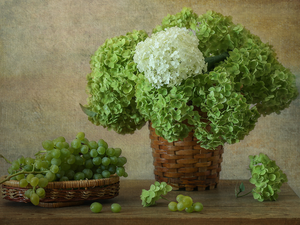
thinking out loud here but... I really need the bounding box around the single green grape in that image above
[36,188,46,198]
[60,148,71,159]
[42,140,54,150]
[106,148,115,157]
[35,174,44,179]
[19,178,28,187]
[55,142,64,149]
[100,165,108,171]
[88,141,98,150]
[185,205,194,213]
[116,157,127,167]
[176,194,185,203]
[51,158,62,166]
[80,145,89,154]
[123,172,128,177]
[82,153,91,160]
[90,202,102,213]
[168,201,178,212]
[90,149,98,158]
[74,172,85,180]
[75,155,84,165]
[17,156,25,165]
[97,139,108,149]
[34,160,42,169]
[51,149,61,159]
[81,137,89,145]
[92,157,102,166]
[45,171,55,182]
[50,164,59,173]
[76,132,85,141]
[30,177,39,187]
[108,165,116,174]
[114,148,122,157]
[111,203,121,213]
[102,157,111,166]
[102,170,111,178]
[71,139,82,149]
[177,201,186,211]
[110,156,118,165]
[25,157,35,165]
[97,146,106,156]
[62,142,69,149]
[53,136,65,143]
[116,167,125,177]
[93,173,103,179]
[38,177,49,188]
[59,176,69,181]
[67,155,76,164]
[11,161,20,170]
[16,174,25,181]
[30,193,40,206]
[23,165,33,172]
[44,153,53,162]
[181,196,193,208]
[40,161,49,169]
[83,168,93,179]
[193,202,204,212]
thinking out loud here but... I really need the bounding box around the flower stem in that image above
[237,190,253,198]
[0,154,12,164]
[161,196,171,202]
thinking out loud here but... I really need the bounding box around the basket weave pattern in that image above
[149,123,224,191]
[1,175,120,207]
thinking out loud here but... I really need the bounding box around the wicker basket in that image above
[1,174,120,207]
[149,122,224,191]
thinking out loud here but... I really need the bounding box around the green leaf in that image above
[80,104,97,117]
[239,182,245,192]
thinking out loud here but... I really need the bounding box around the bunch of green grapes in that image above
[4,132,128,206]
[168,194,203,213]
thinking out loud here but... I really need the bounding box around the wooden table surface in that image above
[1,179,300,225]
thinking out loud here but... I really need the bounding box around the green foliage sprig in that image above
[235,153,288,202]
[140,181,172,207]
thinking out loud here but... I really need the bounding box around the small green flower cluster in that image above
[140,181,172,207]
[249,153,288,202]
[85,30,148,134]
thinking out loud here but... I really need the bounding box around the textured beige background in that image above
[1,0,299,196]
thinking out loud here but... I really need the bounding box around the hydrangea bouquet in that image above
[81,8,298,150]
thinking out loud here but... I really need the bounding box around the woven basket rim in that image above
[1,174,119,189]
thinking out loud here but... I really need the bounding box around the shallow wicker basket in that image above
[1,174,120,207]
[149,122,224,191]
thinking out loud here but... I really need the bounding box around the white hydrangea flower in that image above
[134,27,207,88]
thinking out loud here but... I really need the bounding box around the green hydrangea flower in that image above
[83,30,148,134]
[249,153,288,202]
[140,181,172,207]
[82,8,298,151]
